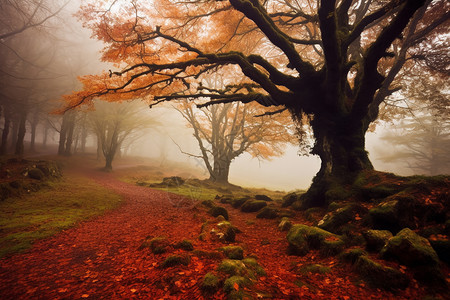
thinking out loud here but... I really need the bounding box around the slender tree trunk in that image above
[10,119,19,152]
[1,111,11,155]
[104,154,114,172]
[15,110,27,156]
[58,116,68,155]
[64,121,74,156]
[42,124,49,148]
[29,114,39,152]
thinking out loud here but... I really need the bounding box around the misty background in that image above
[1,1,447,192]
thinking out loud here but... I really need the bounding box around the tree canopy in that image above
[64,0,449,207]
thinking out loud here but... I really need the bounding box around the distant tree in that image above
[65,0,448,207]
[176,100,293,184]
[379,75,450,175]
[88,101,158,171]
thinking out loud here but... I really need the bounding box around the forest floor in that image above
[0,155,447,299]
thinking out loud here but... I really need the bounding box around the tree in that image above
[88,100,158,171]
[378,75,450,175]
[64,0,448,207]
[176,100,293,183]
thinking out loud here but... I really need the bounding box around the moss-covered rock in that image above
[174,239,194,251]
[318,203,368,234]
[219,246,244,260]
[278,217,292,231]
[256,206,278,219]
[368,197,417,233]
[214,221,239,243]
[139,236,171,254]
[281,192,300,208]
[286,224,344,256]
[242,258,266,276]
[231,197,249,209]
[363,230,393,252]
[430,239,450,265]
[160,254,190,268]
[28,168,45,180]
[201,200,215,208]
[208,206,229,220]
[218,259,247,276]
[339,248,367,264]
[381,228,439,267]
[299,264,331,275]
[241,200,267,212]
[201,272,219,293]
[223,275,249,298]
[255,194,273,202]
[355,255,409,290]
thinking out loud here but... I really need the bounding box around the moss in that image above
[201,272,219,293]
[278,217,292,231]
[231,197,248,208]
[299,264,331,275]
[287,224,343,256]
[223,275,249,294]
[219,246,244,260]
[281,192,300,208]
[193,249,223,259]
[242,258,266,276]
[241,200,267,212]
[339,248,367,264]
[174,239,194,251]
[139,236,170,254]
[218,259,247,276]
[160,254,190,268]
[208,206,229,220]
[355,256,409,290]
[256,206,278,219]
[201,200,215,208]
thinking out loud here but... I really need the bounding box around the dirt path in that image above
[0,169,425,299]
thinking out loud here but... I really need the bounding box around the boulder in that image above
[213,221,239,243]
[219,246,244,260]
[287,224,344,256]
[208,206,229,220]
[318,203,368,234]
[381,228,439,267]
[430,239,450,265]
[256,206,279,219]
[278,217,292,231]
[355,255,409,290]
[162,176,184,187]
[201,272,219,293]
[28,168,45,180]
[363,230,393,252]
[281,192,300,208]
[241,200,267,212]
[255,194,273,202]
[368,196,417,233]
[231,197,248,208]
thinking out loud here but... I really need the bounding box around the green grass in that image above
[0,174,122,258]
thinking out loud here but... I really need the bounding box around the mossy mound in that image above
[219,246,244,260]
[339,248,367,264]
[256,206,278,219]
[241,200,267,212]
[381,228,439,267]
[281,192,301,208]
[231,197,249,208]
[355,255,409,290]
[278,217,292,231]
[28,168,45,180]
[318,203,368,234]
[363,230,393,252]
[298,264,331,275]
[201,272,219,293]
[174,240,194,251]
[139,236,171,254]
[160,254,190,268]
[286,224,344,256]
[254,194,273,202]
[208,206,229,220]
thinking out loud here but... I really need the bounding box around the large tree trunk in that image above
[104,154,113,172]
[300,115,373,208]
[209,157,231,184]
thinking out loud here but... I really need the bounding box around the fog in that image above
[1,1,448,192]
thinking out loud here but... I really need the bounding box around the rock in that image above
[281,192,300,207]
[215,221,238,243]
[218,259,247,276]
[160,254,190,268]
[430,239,450,265]
[355,255,409,290]
[201,272,219,293]
[223,276,249,295]
[28,168,45,180]
[139,236,171,254]
[363,230,393,252]
[231,197,248,208]
[219,246,244,260]
[241,200,267,212]
[256,206,278,219]
[278,217,292,231]
[381,228,439,267]
[318,203,368,234]
[201,200,215,208]
[162,176,184,187]
[255,194,273,201]
[339,248,367,264]
[208,206,229,220]
[286,224,344,256]
[174,240,194,251]
[368,196,417,233]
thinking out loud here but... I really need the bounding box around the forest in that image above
[0,0,449,299]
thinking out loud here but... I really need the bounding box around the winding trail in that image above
[0,167,424,299]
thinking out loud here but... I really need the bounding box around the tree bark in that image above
[209,157,231,184]
[15,110,27,156]
[1,110,11,155]
[300,114,373,208]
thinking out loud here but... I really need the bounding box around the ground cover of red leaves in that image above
[0,168,435,299]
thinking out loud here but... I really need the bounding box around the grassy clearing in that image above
[0,173,122,258]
